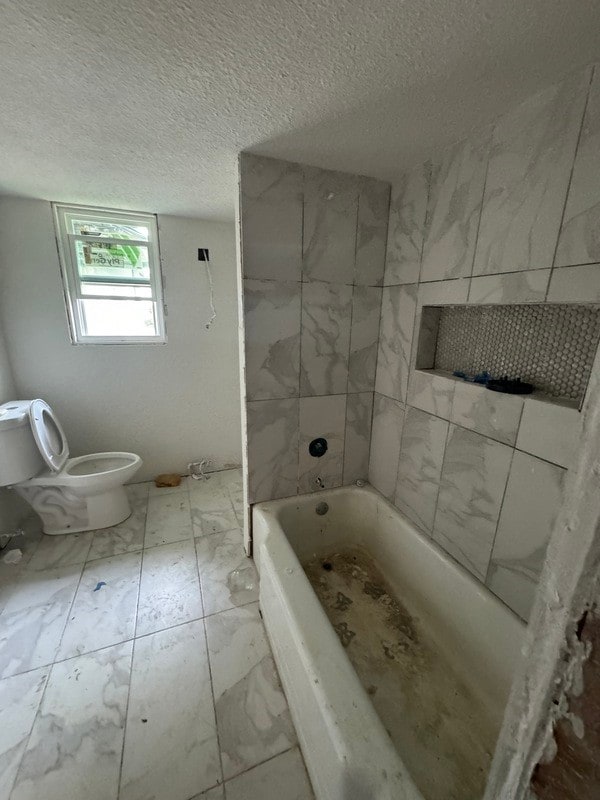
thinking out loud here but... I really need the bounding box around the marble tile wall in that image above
[369,63,599,622]
[239,154,389,505]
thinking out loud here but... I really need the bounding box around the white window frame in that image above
[53,203,167,345]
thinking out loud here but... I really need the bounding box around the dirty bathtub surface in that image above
[304,546,495,800]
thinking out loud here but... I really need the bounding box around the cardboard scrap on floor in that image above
[154,473,182,488]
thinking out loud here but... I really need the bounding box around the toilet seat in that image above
[29,399,69,473]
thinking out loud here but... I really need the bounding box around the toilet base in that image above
[16,484,132,535]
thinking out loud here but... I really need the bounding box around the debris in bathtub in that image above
[367,684,378,696]
[93,581,107,592]
[334,621,356,647]
[285,567,294,574]
[322,561,333,571]
[333,591,353,611]
[364,581,386,600]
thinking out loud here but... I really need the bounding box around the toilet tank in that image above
[0,401,45,486]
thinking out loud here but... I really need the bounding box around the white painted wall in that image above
[0,320,29,531]
[0,198,242,481]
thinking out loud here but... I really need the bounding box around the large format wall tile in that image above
[468,270,550,304]
[473,68,591,275]
[355,178,390,286]
[343,392,373,484]
[547,263,600,302]
[433,426,513,579]
[487,451,565,621]
[384,164,429,285]
[407,370,455,419]
[246,399,299,503]
[244,279,301,400]
[303,167,358,284]
[348,285,382,392]
[395,407,448,533]
[300,281,352,395]
[298,394,346,493]
[421,132,489,282]
[240,154,303,281]
[375,284,418,402]
[516,399,581,468]
[368,393,405,500]
[451,382,524,446]
[555,67,600,267]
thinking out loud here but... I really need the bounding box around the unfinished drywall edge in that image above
[483,343,600,799]
[530,592,600,798]
[234,155,252,557]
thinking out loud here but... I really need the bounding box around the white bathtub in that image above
[253,484,524,800]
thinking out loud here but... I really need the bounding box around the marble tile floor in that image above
[0,468,314,800]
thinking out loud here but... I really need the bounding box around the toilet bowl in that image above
[0,399,142,535]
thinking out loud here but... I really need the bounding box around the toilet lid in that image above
[28,399,70,473]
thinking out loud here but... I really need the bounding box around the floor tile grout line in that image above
[223,744,301,789]
[202,614,226,793]
[117,492,148,800]
[195,514,227,793]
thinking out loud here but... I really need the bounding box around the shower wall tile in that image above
[355,178,390,286]
[246,399,299,503]
[375,284,418,402]
[421,131,489,282]
[298,395,347,493]
[407,370,455,419]
[300,281,352,395]
[240,157,389,508]
[433,425,513,579]
[487,451,565,621]
[473,68,591,275]
[468,269,550,304]
[516,399,581,468]
[348,286,382,393]
[451,382,524,446]
[383,164,429,285]
[546,264,600,303]
[240,154,303,281]
[302,167,358,284]
[394,407,448,533]
[555,67,600,267]
[343,392,374,484]
[243,279,301,400]
[368,393,405,501]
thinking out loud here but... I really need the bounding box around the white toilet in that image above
[0,399,142,535]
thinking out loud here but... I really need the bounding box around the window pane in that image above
[68,216,150,241]
[81,282,152,299]
[80,299,158,337]
[74,240,151,282]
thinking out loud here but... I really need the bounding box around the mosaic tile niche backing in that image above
[432,303,600,405]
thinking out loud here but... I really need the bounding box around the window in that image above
[53,204,166,344]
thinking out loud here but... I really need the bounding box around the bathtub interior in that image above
[268,485,523,730]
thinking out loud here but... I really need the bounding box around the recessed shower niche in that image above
[416,303,600,408]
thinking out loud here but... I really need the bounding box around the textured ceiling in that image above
[1,0,600,220]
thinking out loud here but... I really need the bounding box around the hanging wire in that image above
[204,260,216,329]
